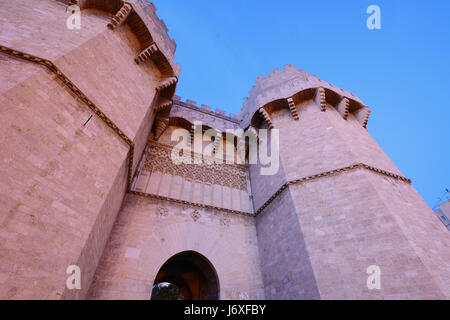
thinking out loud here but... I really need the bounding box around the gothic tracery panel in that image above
[143,143,248,191]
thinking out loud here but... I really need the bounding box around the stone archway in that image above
[151,251,220,300]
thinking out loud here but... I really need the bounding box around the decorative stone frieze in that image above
[143,143,248,190]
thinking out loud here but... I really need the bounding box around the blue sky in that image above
[152,0,450,208]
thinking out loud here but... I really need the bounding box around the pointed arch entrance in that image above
[151,251,220,300]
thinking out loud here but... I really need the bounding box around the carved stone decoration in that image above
[189,125,196,147]
[315,87,327,112]
[155,98,172,113]
[107,3,133,30]
[154,118,169,141]
[247,126,259,143]
[259,108,275,129]
[135,43,159,65]
[336,97,350,120]
[156,77,178,93]
[143,143,248,190]
[353,106,371,128]
[220,217,231,228]
[287,97,299,120]
[157,207,168,217]
[212,132,222,154]
[191,210,201,222]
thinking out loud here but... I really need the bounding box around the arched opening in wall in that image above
[151,282,184,300]
[151,251,220,300]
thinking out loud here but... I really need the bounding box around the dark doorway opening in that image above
[151,251,220,300]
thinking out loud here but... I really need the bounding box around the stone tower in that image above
[1,0,449,300]
[0,0,179,299]
[241,66,450,299]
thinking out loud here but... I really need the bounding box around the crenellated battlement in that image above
[136,0,177,56]
[173,95,240,123]
[239,64,368,128]
[169,62,371,131]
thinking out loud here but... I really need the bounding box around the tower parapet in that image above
[247,65,450,300]
[239,65,366,129]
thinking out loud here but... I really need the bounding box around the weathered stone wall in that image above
[367,173,450,298]
[255,188,320,300]
[0,59,128,299]
[289,170,445,299]
[88,194,265,300]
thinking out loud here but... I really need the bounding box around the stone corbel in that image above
[247,126,260,144]
[259,108,275,129]
[189,124,195,146]
[315,87,327,112]
[287,97,299,120]
[353,106,371,128]
[107,2,133,30]
[154,118,169,141]
[156,77,178,93]
[154,98,172,112]
[336,97,350,120]
[212,132,222,154]
[135,43,159,65]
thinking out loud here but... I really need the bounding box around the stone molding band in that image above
[254,163,412,216]
[128,191,254,217]
[130,163,411,217]
[0,45,136,189]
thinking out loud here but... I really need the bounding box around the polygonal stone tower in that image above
[243,65,450,299]
[0,0,179,299]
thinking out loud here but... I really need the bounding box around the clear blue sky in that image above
[152,0,449,208]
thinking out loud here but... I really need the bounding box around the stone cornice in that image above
[129,191,254,217]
